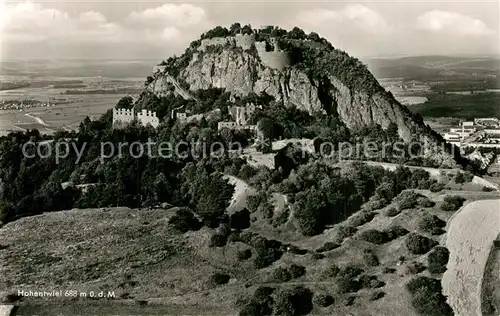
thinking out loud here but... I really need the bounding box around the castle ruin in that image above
[217,103,261,132]
[113,108,160,129]
[197,34,291,71]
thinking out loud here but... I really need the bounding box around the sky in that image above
[0,0,499,60]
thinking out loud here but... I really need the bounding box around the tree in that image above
[229,208,251,230]
[427,247,450,273]
[257,117,275,140]
[441,195,465,212]
[313,293,334,307]
[230,22,242,35]
[406,277,453,316]
[294,188,328,236]
[241,24,253,35]
[287,27,307,40]
[169,208,202,233]
[116,96,134,109]
[418,213,446,235]
[405,233,438,254]
[307,32,321,42]
[145,76,154,86]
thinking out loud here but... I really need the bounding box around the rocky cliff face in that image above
[149,37,458,167]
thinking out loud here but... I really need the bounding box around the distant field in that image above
[411,93,500,119]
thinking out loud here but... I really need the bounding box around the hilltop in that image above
[139,24,460,167]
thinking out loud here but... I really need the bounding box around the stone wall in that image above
[113,108,135,125]
[137,109,159,128]
[234,34,256,50]
[255,41,290,70]
[199,37,231,51]
[199,34,256,52]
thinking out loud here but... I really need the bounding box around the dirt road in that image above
[442,199,500,316]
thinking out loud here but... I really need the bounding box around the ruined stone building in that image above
[113,108,160,129]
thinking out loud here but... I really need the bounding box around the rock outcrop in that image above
[147,32,458,167]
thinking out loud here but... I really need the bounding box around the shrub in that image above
[370,291,385,301]
[337,225,357,240]
[455,171,473,184]
[209,233,229,247]
[313,293,334,307]
[237,249,252,261]
[343,295,355,306]
[273,286,313,316]
[417,196,435,208]
[482,186,496,192]
[406,261,426,274]
[363,249,380,266]
[312,253,325,260]
[385,225,409,240]
[168,208,202,233]
[338,265,364,279]
[289,264,306,279]
[337,276,362,293]
[385,207,400,217]
[239,302,261,316]
[272,267,292,283]
[272,289,295,316]
[441,195,465,212]
[454,172,466,184]
[405,233,438,254]
[350,211,375,227]
[210,272,230,285]
[359,229,388,244]
[239,287,274,316]
[427,247,450,274]
[396,191,420,210]
[287,245,308,255]
[418,213,446,234]
[230,208,251,230]
[364,197,388,211]
[249,236,284,268]
[325,264,341,278]
[407,276,441,294]
[429,183,445,193]
[254,247,283,269]
[272,264,306,283]
[359,274,385,289]
[315,241,340,253]
[406,277,453,316]
[430,227,446,235]
[383,267,396,274]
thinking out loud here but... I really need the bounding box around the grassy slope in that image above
[1,177,498,315]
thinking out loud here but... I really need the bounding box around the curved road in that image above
[442,199,500,316]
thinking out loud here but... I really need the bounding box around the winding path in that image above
[442,199,500,316]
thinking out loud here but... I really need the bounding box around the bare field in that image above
[442,199,500,316]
